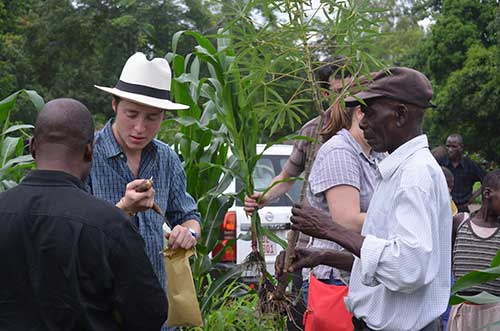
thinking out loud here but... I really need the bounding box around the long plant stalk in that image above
[272,1,327,300]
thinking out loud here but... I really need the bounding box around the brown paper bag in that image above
[164,248,203,327]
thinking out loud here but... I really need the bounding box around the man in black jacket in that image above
[437,133,486,212]
[0,98,166,331]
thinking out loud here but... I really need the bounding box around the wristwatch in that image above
[188,228,198,239]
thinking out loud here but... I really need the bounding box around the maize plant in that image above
[167,0,386,323]
[0,90,44,191]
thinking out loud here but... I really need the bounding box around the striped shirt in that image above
[345,135,452,331]
[453,217,500,296]
[306,129,383,280]
[86,120,201,291]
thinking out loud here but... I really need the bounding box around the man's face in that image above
[359,98,398,153]
[112,98,164,153]
[446,137,463,160]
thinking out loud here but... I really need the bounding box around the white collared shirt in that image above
[345,135,452,331]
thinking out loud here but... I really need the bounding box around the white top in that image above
[345,135,452,331]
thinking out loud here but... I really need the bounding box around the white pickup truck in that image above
[214,144,303,280]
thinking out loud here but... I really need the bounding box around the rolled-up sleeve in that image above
[165,154,201,227]
[359,186,437,293]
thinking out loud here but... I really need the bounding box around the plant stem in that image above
[274,0,326,299]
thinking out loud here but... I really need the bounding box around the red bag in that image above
[303,274,353,331]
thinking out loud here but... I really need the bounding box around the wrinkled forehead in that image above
[360,96,398,112]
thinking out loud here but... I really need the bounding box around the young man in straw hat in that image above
[89,53,201,328]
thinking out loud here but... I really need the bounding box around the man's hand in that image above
[243,192,265,216]
[116,179,155,215]
[290,203,335,240]
[275,248,325,277]
[165,225,197,250]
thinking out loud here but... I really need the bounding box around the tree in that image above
[0,0,216,124]
[408,0,499,163]
[0,1,36,100]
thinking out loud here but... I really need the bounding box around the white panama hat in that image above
[95,52,189,110]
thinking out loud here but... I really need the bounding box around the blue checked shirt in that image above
[86,119,201,291]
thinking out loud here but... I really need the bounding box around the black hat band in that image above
[115,80,171,100]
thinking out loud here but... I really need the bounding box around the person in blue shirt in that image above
[88,53,201,329]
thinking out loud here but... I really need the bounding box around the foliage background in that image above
[1,0,498,165]
[1,0,499,329]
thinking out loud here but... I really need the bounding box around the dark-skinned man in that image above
[437,133,486,213]
[281,68,451,331]
[0,99,167,330]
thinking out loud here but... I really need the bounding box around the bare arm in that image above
[326,185,366,232]
[262,168,296,203]
[291,204,365,257]
[244,168,296,214]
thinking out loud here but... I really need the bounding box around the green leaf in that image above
[1,137,21,167]
[0,91,21,126]
[185,31,217,55]
[202,196,234,251]
[450,291,500,306]
[211,238,236,263]
[261,227,287,249]
[259,176,303,200]
[451,265,500,295]
[490,247,500,267]
[2,154,34,170]
[171,30,185,54]
[24,90,45,110]
[200,265,243,314]
[2,124,34,135]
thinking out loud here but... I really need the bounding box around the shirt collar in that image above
[22,169,85,190]
[98,119,158,159]
[100,119,123,159]
[377,134,429,180]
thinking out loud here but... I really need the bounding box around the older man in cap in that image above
[284,67,451,331]
[89,53,201,330]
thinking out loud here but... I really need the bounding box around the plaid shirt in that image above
[306,129,383,280]
[437,155,486,205]
[86,120,200,290]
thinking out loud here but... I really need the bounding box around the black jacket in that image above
[0,170,167,331]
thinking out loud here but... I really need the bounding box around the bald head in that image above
[34,98,94,149]
[32,98,94,179]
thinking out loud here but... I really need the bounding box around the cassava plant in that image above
[166,0,387,321]
[209,0,386,309]
[166,29,296,318]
